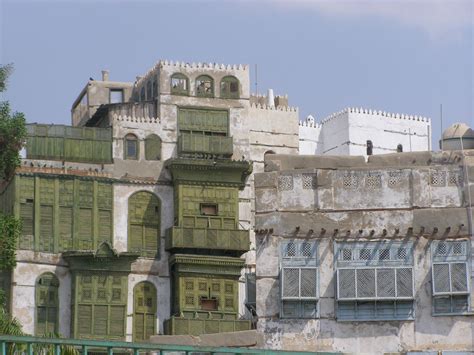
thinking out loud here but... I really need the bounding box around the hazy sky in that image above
[1,0,473,145]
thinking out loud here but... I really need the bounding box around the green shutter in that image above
[78,208,93,249]
[110,305,125,337]
[133,282,156,341]
[128,192,160,256]
[93,305,108,335]
[36,273,59,335]
[19,202,34,249]
[59,207,73,251]
[145,135,161,160]
[78,305,92,335]
[98,210,112,243]
[39,205,54,252]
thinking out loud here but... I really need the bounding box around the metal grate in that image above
[278,175,294,191]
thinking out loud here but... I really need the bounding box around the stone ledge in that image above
[150,329,259,347]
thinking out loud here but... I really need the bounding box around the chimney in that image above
[267,89,275,107]
[102,70,110,81]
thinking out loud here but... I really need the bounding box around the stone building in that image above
[254,126,474,353]
[299,107,432,156]
[0,60,299,341]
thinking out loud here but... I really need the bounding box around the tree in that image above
[0,64,26,180]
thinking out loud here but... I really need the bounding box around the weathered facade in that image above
[254,145,474,353]
[0,60,299,341]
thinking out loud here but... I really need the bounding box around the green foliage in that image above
[33,333,80,355]
[0,213,20,271]
[0,64,26,180]
[0,306,25,355]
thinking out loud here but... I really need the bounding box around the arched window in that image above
[133,282,157,341]
[220,76,240,99]
[170,73,189,95]
[36,273,59,335]
[145,134,162,161]
[195,75,214,97]
[397,144,403,153]
[124,134,139,160]
[128,191,160,257]
[140,86,146,101]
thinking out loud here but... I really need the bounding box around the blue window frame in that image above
[431,240,471,315]
[335,241,415,321]
[280,240,318,319]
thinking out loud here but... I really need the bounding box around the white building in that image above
[299,107,432,156]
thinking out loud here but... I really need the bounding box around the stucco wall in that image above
[254,151,474,353]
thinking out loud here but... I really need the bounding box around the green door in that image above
[133,282,156,341]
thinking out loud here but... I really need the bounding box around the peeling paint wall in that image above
[255,150,474,353]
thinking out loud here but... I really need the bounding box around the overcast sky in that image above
[1,0,472,145]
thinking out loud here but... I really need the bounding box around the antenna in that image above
[440,104,443,151]
[255,64,258,96]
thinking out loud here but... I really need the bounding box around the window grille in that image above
[448,171,463,186]
[335,241,414,321]
[365,173,382,189]
[430,170,447,186]
[280,240,318,318]
[302,174,317,190]
[278,175,293,191]
[388,171,403,187]
[431,240,470,315]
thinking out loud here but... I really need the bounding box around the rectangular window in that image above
[200,203,218,216]
[431,240,470,315]
[280,241,318,319]
[110,89,123,104]
[335,241,414,321]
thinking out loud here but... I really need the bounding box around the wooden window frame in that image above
[124,134,139,160]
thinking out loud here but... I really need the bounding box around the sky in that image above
[0,0,473,146]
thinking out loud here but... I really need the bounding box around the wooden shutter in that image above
[281,268,299,299]
[133,282,156,341]
[144,225,158,256]
[98,210,112,243]
[78,208,93,249]
[128,191,160,255]
[93,305,108,336]
[110,305,125,337]
[433,263,450,294]
[451,263,468,293]
[145,135,161,160]
[39,205,54,252]
[337,269,356,299]
[36,273,59,335]
[78,305,92,336]
[19,202,34,249]
[59,207,73,251]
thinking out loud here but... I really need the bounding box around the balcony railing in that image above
[178,133,233,156]
[166,227,250,252]
[0,334,328,354]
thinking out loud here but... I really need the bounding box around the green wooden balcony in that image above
[178,133,233,156]
[166,227,250,253]
[164,316,251,336]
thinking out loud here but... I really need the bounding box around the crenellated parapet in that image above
[249,103,297,112]
[320,107,431,125]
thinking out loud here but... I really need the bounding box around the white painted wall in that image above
[299,108,432,156]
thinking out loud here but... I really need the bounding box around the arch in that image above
[128,191,160,257]
[124,133,139,160]
[397,144,403,153]
[145,134,162,161]
[146,80,152,100]
[170,73,189,95]
[133,281,157,341]
[220,76,240,99]
[195,75,214,97]
[140,86,146,101]
[35,272,59,335]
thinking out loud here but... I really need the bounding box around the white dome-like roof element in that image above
[306,115,315,124]
[441,122,474,150]
[442,122,474,139]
